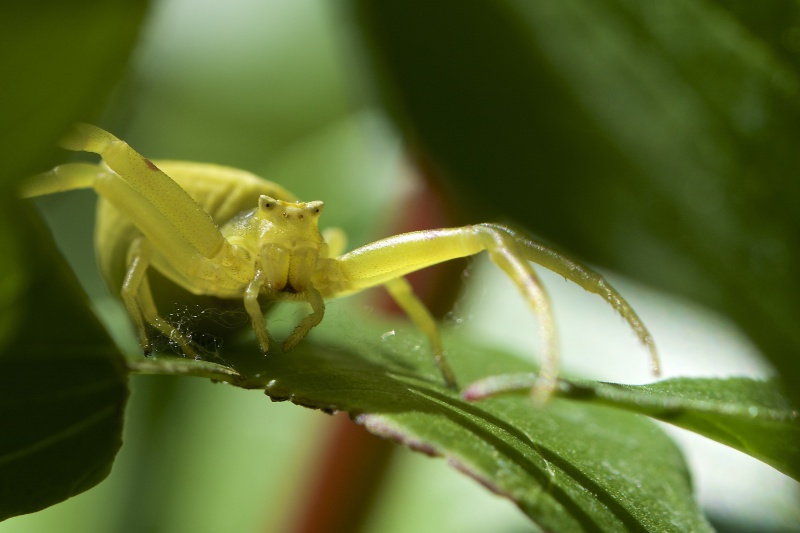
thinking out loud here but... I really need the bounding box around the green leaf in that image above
[466,373,800,481]
[0,0,148,189]
[347,0,800,407]
[0,0,146,520]
[0,204,129,521]
[133,315,712,532]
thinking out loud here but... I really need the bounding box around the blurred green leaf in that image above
[466,373,800,481]
[0,204,128,522]
[0,0,147,189]
[347,0,800,407]
[133,315,712,532]
[0,0,146,520]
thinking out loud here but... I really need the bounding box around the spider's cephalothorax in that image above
[23,124,660,401]
[225,195,326,295]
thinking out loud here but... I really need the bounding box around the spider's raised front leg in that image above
[317,224,658,402]
[30,124,258,356]
[57,124,229,263]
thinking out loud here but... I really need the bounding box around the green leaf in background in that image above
[132,314,712,532]
[347,0,800,408]
[0,0,147,189]
[0,205,129,521]
[0,0,146,520]
[466,373,800,481]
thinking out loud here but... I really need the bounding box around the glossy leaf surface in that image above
[466,373,800,481]
[132,315,713,532]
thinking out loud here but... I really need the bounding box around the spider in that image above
[23,124,659,401]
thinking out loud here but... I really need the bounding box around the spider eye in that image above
[306,201,324,215]
[259,195,279,211]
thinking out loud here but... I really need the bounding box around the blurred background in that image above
[3,0,800,531]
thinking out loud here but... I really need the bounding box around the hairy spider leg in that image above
[59,124,226,258]
[322,225,459,387]
[19,162,101,196]
[283,286,325,351]
[123,236,198,357]
[36,125,257,354]
[323,222,660,400]
[384,277,457,388]
[482,223,660,376]
[319,225,558,401]
[21,161,206,355]
[53,125,254,294]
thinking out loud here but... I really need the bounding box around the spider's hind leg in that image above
[384,277,457,389]
[481,223,660,377]
[472,225,559,403]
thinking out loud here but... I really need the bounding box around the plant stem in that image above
[284,413,395,533]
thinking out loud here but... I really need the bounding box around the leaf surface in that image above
[0,206,129,521]
[134,315,713,532]
[0,0,146,520]
[466,373,800,481]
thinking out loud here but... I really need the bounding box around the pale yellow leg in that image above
[283,287,325,351]
[59,123,226,259]
[19,162,105,198]
[326,224,645,401]
[384,277,457,389]
[121,238,152,354]
[244,270,270,352]
[122,237,197,357]
[474,228,558,404]
[44,125,247,292]
[324,226,559,394]
[482,223,660,376]
[322,227,347,257]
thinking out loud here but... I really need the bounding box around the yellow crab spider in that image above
[23,124,660,400]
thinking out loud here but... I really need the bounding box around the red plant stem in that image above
[285,414,395,533]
